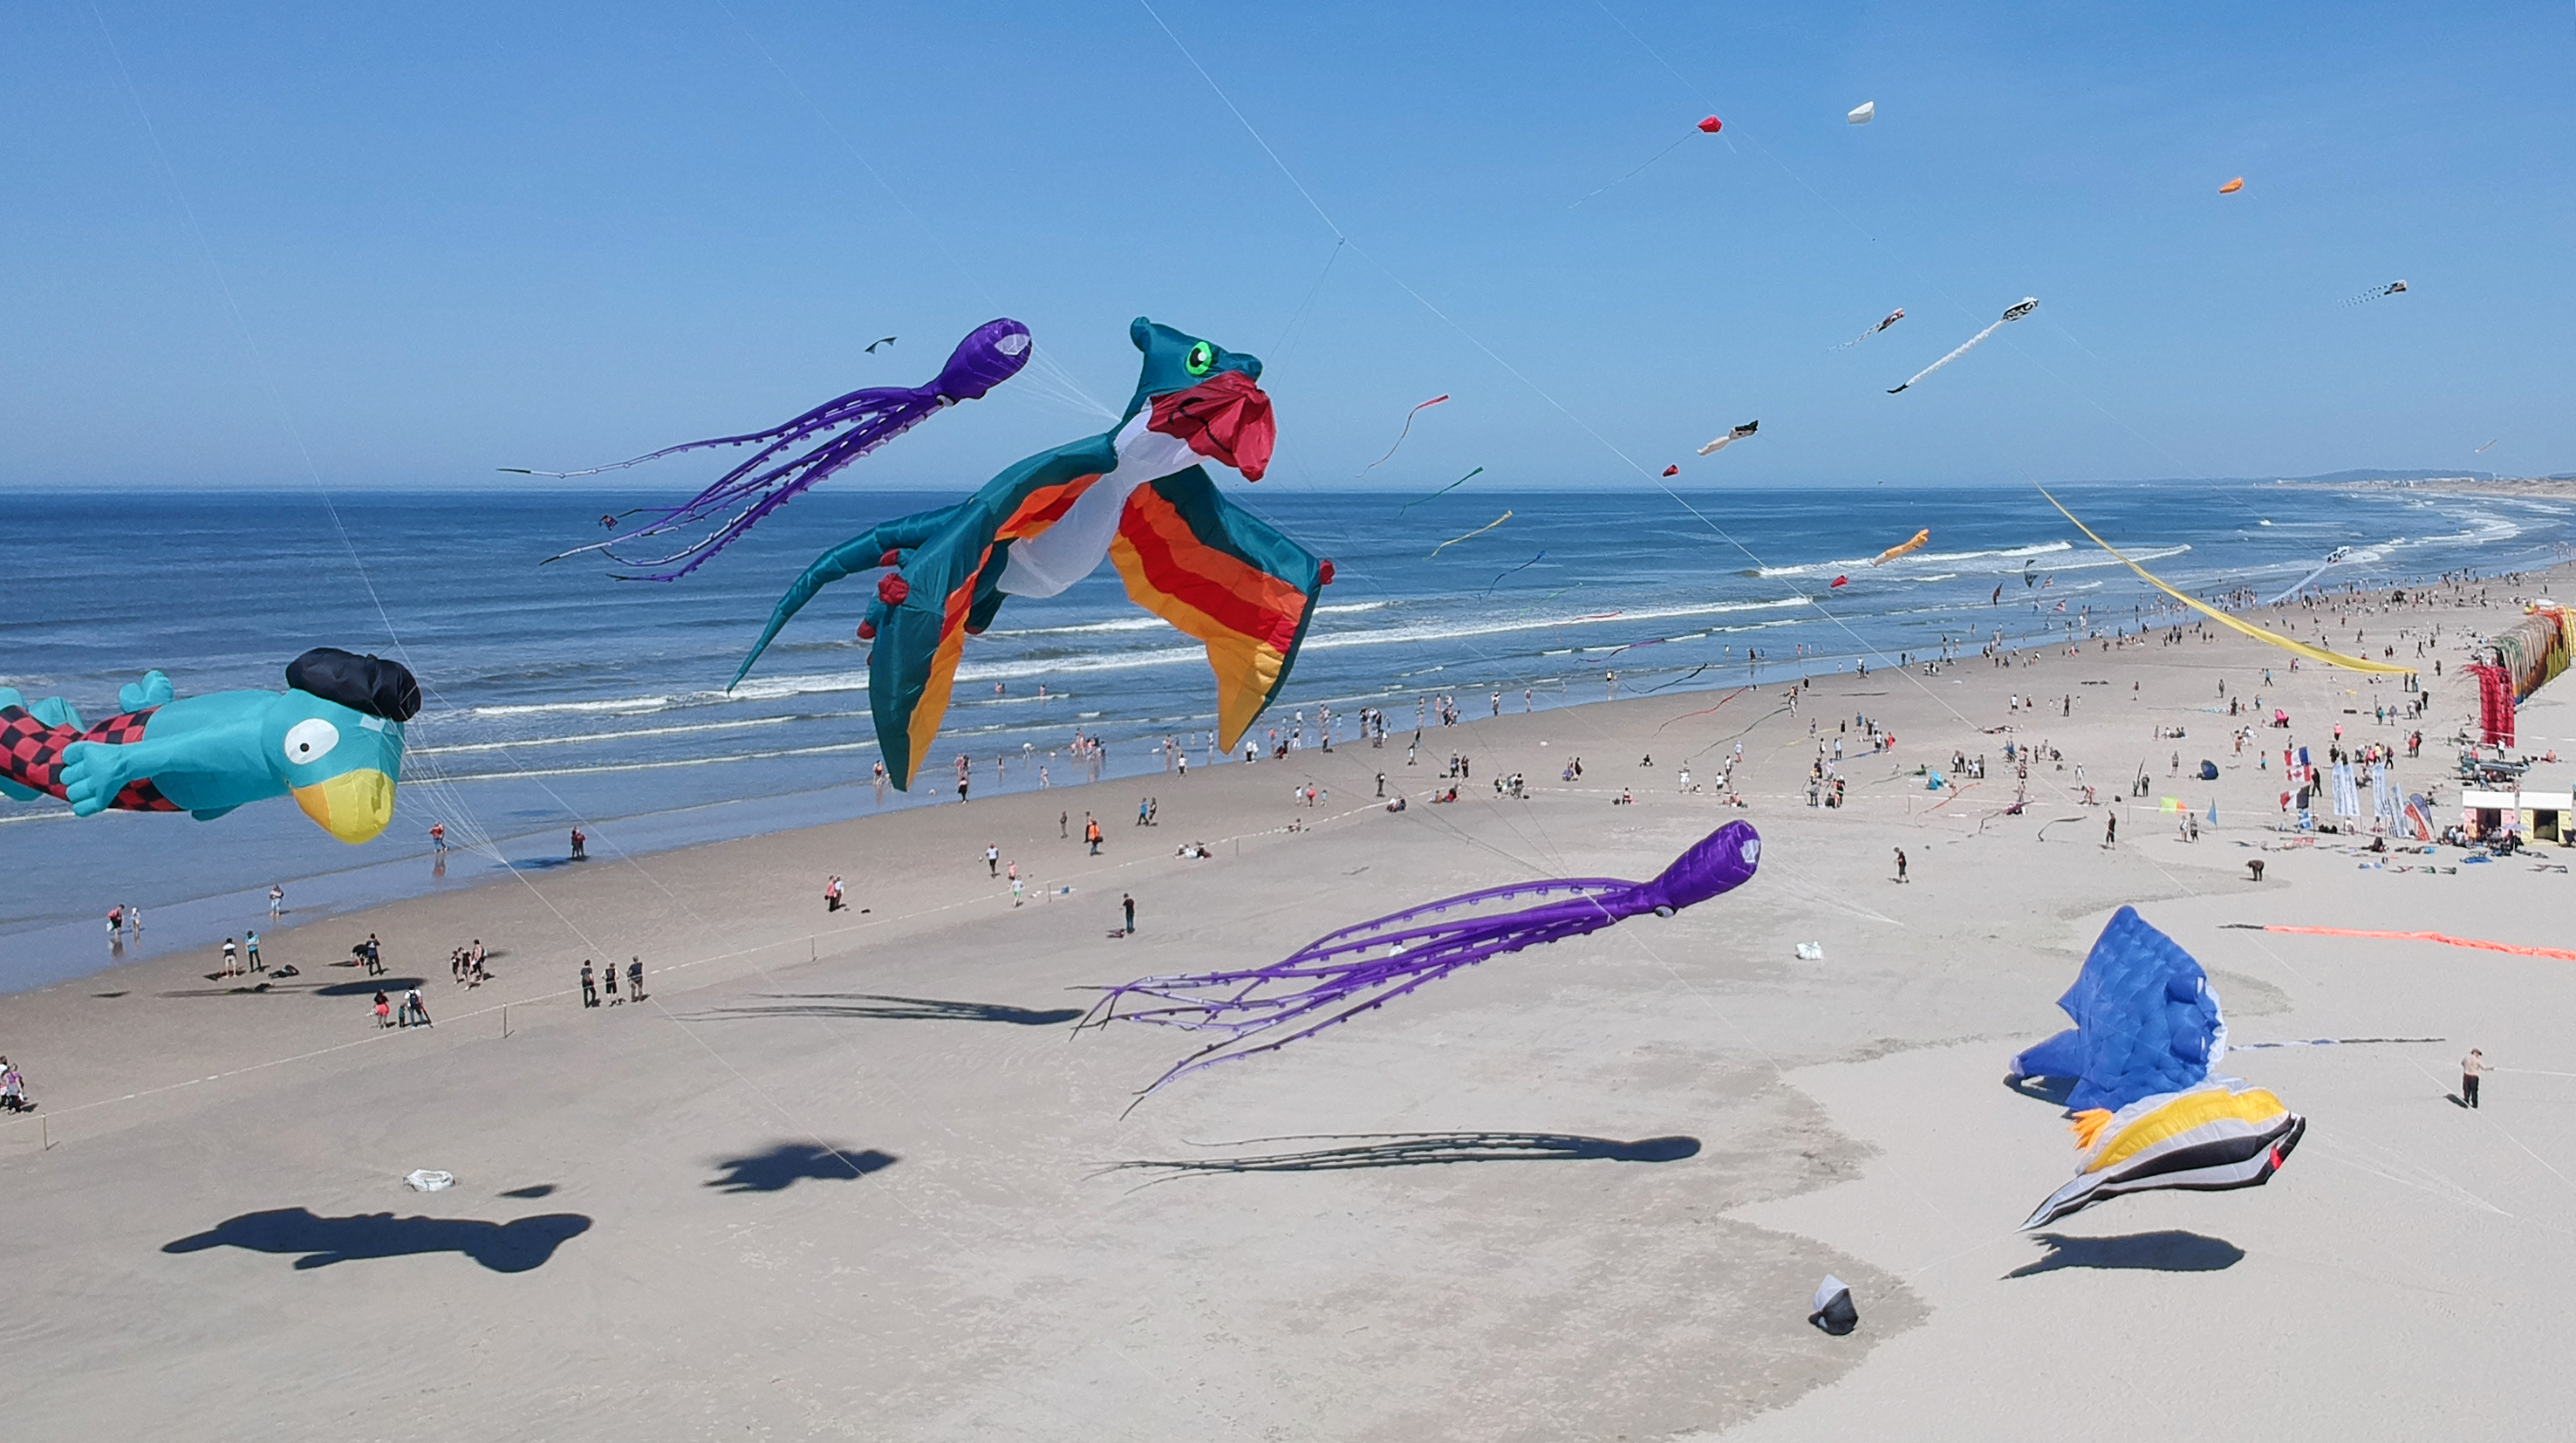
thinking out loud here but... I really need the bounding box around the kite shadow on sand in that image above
[706,1142,899,1194]
[2006,1230,2244,1279]
[163,1208,591,1273]
[684,993,1083,1027]
[1099,1131,1698,1186]
[2003,1072,2079,1106]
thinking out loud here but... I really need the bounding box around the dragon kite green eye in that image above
[1185,341,1216,377]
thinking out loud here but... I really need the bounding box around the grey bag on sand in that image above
[1808,1275,1858,1335]
[404,1169,455,1193]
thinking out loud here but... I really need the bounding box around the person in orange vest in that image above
[1085,814,1103,855]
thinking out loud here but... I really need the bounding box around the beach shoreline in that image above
[4,565,2573,1439]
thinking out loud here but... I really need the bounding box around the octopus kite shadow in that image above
[162,1207,591,1273]
[1100,1131,1699,1188]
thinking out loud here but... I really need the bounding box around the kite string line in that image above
[1586,0,2313,546]
[706,0,1117,426]
[1144,3,2563,1239]
[1137,0,2070,809]
[78,27,1142,1409]
[81,0,926,1257]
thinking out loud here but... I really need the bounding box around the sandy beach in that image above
[5,572,2572,1441]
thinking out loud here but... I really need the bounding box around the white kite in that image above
[1847,101,1876,125]
[1698,420,1759,455]
[2475,438,2499,455]
[1888,298,2035,393]
[2264,545,2354,605]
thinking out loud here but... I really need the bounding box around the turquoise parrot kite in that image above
[731,318,1333,790]
[0,648,418,845]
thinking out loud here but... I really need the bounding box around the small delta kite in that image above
[731,318,1329,790]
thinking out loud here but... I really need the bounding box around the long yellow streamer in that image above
[1428,509,1512,559]
[2037,487,2415,675]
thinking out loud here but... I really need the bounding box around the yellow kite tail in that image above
[2037,488,2415,675]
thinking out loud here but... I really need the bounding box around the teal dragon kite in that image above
[732,318,1333,789]
[0,648,417,844]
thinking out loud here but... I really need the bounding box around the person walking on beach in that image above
[373,990,392,1028]
[366,934,384,976]
[1059,810,1069,839]
[580,961,598,1008]
[2463,1049,2487,1108]
[986,844,1001,878]
[1893,849,1909,884]
[221,937,239,977]
[126,903,142,937]
[0,1057,28,1114]
[570,828,588,861]
[428,822,446,854]
[2104,814,2118,848]
[1086,815,1103,855]
[404,988,432,1027]
[245,931,263,973]
[1122,892,1137,936]
[627,958,645,1002]
[604,963,619,1005]
[825,874,844,912]
[106,906,122,941]
[269,884,284,920]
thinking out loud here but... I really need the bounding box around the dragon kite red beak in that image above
[1148,370,1274,481]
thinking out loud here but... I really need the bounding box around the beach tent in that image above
[2009,906,2225,1111]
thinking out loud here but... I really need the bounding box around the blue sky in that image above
[4,1,2570,492]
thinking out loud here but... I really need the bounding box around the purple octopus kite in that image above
[509,319,1032,581]
[1082,821,1762,1102]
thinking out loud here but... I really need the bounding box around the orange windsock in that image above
[2218,177,2245,195]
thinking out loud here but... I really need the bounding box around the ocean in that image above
[3,481,2566,989]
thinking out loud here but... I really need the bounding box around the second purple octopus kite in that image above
[514,319,1031,581]
[1081,821,1762,1102]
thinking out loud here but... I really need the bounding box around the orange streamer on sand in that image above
[2259,926,2576,961]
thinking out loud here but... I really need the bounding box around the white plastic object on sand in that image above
[1795,942,1825,961]
[404,1169,454,1192]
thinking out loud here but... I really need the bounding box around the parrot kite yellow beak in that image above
[293,769,396,844]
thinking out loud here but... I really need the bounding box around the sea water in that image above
[3,482,2565,988]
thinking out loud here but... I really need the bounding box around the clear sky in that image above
[4,2,2571,492]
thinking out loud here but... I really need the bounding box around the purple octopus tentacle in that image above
[1085,822,1765,1101]
[533,318,1032,579]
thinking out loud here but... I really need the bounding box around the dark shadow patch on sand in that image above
[163,1208,590,1273]
[315,977,423,997]
[498,1184,557,1199]
[2003,1073,2077,1107]
[1104,1131,1701,1182]
[689,993,1083,1027]
[2007,1230,2243,1278]
[706,1142,899,1193]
